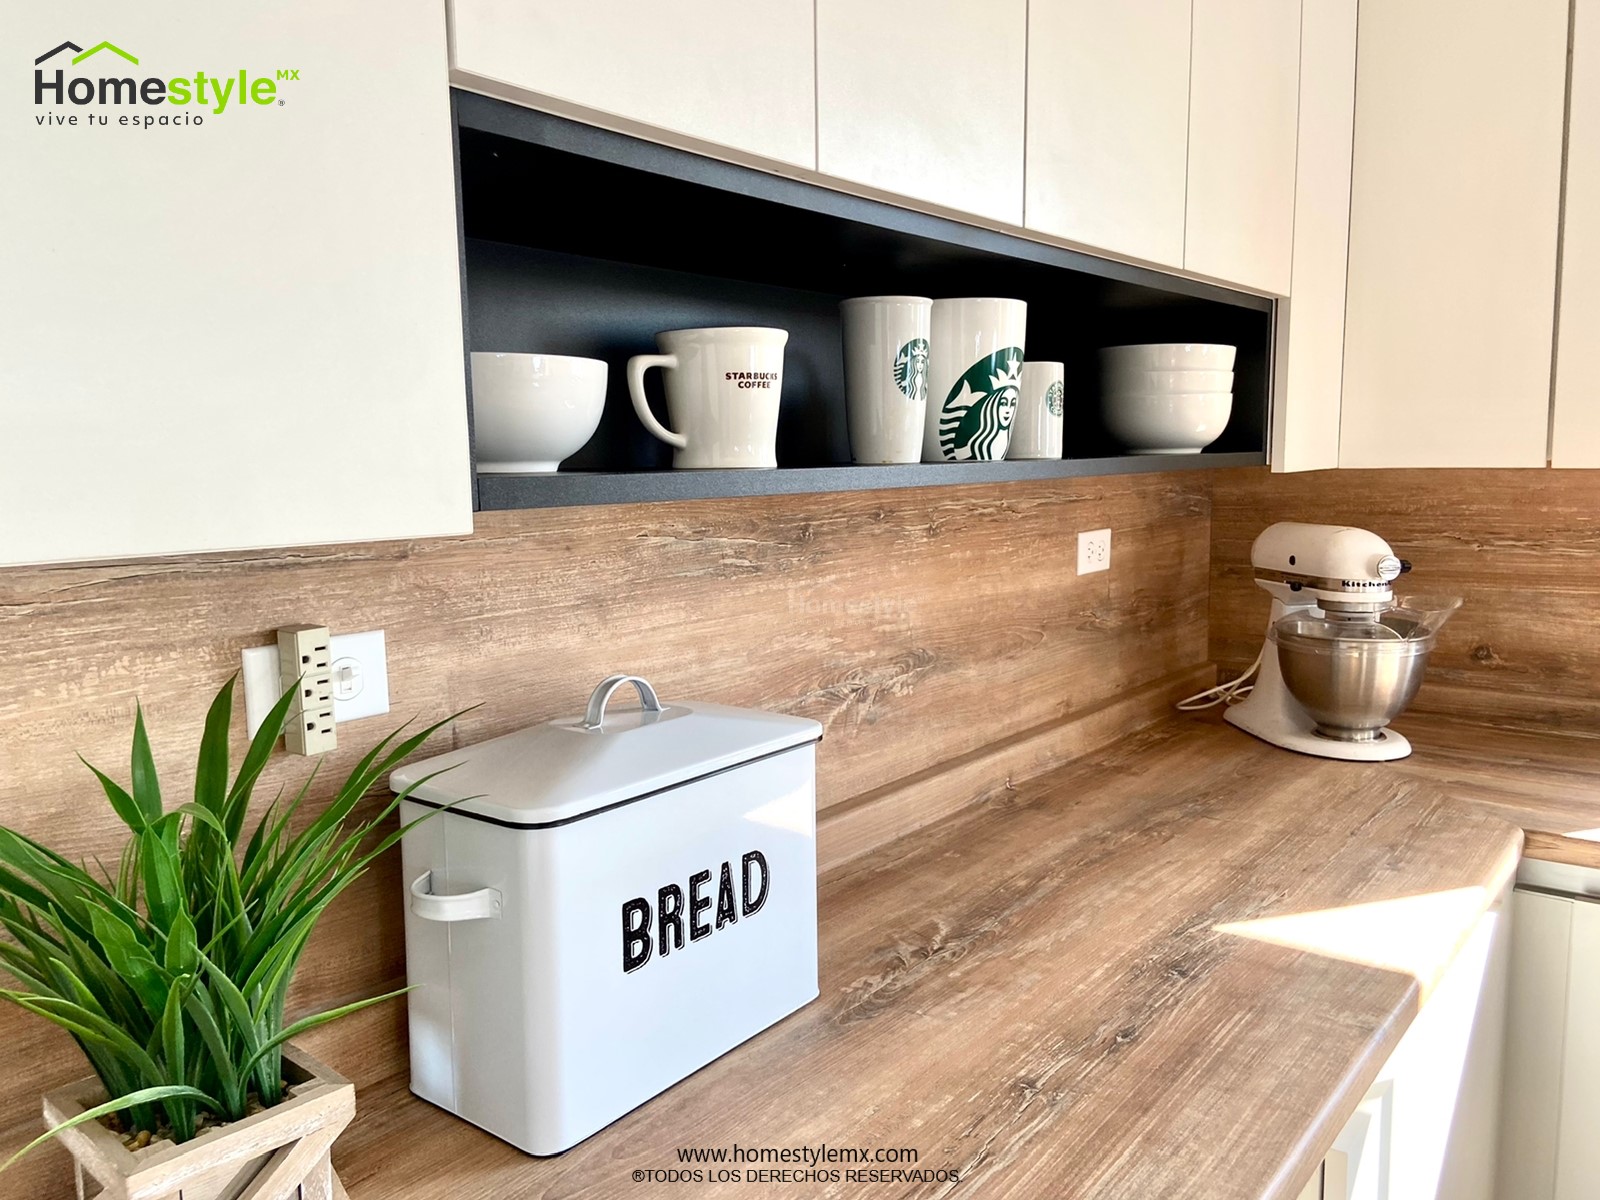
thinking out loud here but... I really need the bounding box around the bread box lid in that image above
[389,675,822,828]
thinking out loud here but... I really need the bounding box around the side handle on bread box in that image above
[410,870,504,922]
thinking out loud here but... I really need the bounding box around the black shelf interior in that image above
[453,91,1273,504]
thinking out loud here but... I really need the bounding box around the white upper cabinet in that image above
[1273,0,1358,473]
[1024,0,1191,268]
[448,0,816,168]
[1184,0,1301,294]
[816,0,1027,225]
[0,0,470,567]
[1339,0,1568,468]
[1552,0,1600,467]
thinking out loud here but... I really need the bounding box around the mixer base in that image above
[1225,700,1413,761]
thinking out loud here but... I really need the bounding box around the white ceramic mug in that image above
[840,296,931,464]
[1010,361,1064,460]
[923,298,1027,462]
[469,353,607,473]
[627,327,787,469]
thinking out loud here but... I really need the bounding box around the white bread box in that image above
[390,674,823,1155]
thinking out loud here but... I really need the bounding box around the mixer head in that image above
[1248,522,1409,616]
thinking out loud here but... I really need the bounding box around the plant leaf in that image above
[78,758,146,834]
[193,678,233,817]
[164,910,197,976]
[128,705,163,826]
[0,1085,218,1174]
[241,985,413,1080]
[224,682,298,842]
[138,829,182,934]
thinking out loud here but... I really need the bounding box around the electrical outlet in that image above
[278,625,336,755]
[243,628,390,737]
[1077,528,1112,575]
[329,629,390,723]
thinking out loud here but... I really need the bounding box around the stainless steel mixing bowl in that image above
[1270,613,1434,742]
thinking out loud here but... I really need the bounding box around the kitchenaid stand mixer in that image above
[1225,522,1431,761]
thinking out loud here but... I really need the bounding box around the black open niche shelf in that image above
[453,91,1273,511]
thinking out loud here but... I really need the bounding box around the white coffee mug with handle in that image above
[628,327,788,469]
[923,298,1027,462]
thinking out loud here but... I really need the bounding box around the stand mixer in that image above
[1223,522,1457,762]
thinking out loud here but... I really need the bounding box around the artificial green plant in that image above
[0,677,455,1168]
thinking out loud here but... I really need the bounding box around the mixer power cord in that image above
[1175,650,1263,711]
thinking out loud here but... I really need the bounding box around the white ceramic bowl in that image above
[1101,367,1234,395]
[470,353,607,473]
[1101,391,1233,454]
[1100,343,1238,372]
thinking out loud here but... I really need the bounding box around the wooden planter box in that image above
[42,1044,354,1200]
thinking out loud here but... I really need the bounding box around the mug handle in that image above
[626,354,688,449]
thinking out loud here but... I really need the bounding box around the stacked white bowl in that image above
[1099,344,1236,454]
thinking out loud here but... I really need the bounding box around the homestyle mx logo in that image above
[33,40,299,129]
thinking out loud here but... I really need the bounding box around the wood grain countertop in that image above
[332,716,1529,1200]
[1396,712,1600,869]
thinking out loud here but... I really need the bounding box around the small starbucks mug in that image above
[627,327,788,469]
[1010,361,1065,459]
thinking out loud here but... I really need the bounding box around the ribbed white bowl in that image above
[1100,343,1238,372]
[1101,367,1234,395]
[1101,390,1233,454]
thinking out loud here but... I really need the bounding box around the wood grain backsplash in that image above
[1210,467,1600,735]
[0,474,1211,1185]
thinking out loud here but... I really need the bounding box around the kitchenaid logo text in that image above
[621,851,770,973]
[31,41,298,129]
[725,371,778,390]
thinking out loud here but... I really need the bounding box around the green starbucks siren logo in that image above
[1045,379,1064,417]
[937,348,1022,461]
[894,337,929,404]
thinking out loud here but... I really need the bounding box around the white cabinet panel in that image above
[0,0,471,566]
[1371,892,1507,1200]
[1272,0,1357,473]
[1024,0,1190,267]
[1499,888,1573,1200]
[1338,0,1568,468]
[448,0,816,168]
[1555,900,1600,1199]
[817,0,1026,225]
[1184,0,1301,294]
[1552,0,1600,467]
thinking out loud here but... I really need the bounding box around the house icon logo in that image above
[34,41,139,67]
[32,40,298,128]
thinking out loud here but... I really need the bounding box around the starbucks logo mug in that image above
[840,296,932,464]
[923,298,1028,462]
[627,327,788,469]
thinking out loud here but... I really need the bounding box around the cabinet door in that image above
[1272,0,1357,472]
[1552,0,1600,467]
[448,0,816,168]
[1372,892,1507,1200]
[816,0,1027,225]
[1184,0,1301,293]
[1338,0,1568,468]
[1024,0,1190,267]
[0,0,471,566]
[1555,900,1600,1199]
[1499,888,1573,1200]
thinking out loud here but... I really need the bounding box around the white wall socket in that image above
[242,628,391,739]
[1077,528,1112,575]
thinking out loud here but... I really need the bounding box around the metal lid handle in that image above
[582,674,663,730]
